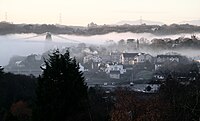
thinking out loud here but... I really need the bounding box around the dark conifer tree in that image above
[0,66,3,76]
[33,50,89,121]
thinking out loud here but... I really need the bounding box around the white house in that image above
[79,63,85,72]
[82,48,93,54]
[120,53,153,65]
[156,55,180,63]
[155,54,181,70]
[15,61,25,67]
[105,64,126,74]
[35,54,42,61]
[83,55,102,63]
[132,54,153,64]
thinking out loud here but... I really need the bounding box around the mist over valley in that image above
[1,32,200,66]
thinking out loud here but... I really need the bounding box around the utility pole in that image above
[59,13,62,25]
[5,12,7,22]
[140,16,142,25]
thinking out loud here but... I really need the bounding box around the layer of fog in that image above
[1,32,200,66]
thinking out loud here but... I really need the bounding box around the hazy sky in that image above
[0,0,200,26]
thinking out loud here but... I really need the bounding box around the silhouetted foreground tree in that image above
[111,63,200,121]
[0,66,3,77]
[0,67,36,121]
[88,86,114,121]
[159,75,200,121]
[33,50,90,121]
[110,89,169,121]
[10,101,32,121]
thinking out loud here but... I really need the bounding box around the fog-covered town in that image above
[2,34,200,92]
[1,0,200,121]
[1,23,200,120]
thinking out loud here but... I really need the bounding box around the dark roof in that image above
[157,55,181,58]
[122,53,144,58]
[110,70,120,74]
[155,61,179,64]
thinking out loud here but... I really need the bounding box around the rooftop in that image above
[122,53,144,58]
[157,55,181,58]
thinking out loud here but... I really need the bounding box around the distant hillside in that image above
[1,21,200,35]
[180,20,200,26]
[117,20,164,25]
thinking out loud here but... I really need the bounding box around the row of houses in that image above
[83,52,185,68]
[83,52,153,65]
[6,51,188,79]
[82,52,188,80]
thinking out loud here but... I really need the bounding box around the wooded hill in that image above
[0,22,200,35]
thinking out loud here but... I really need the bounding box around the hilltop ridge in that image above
[0,21,200,36]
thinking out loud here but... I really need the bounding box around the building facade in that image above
[120,53,153,65]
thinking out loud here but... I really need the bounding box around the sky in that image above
[0,0,200,26]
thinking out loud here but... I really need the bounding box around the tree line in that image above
[1,22,200,35]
